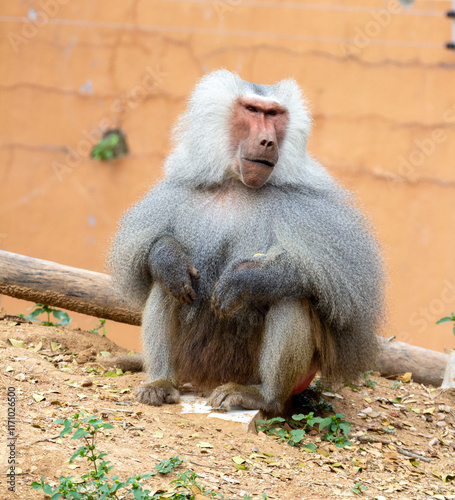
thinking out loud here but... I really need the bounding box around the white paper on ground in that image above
[180,394,259,424]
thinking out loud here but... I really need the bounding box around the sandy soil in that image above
[0,316,454,500]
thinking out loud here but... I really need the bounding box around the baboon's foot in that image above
[207,382,281,415]
[136,379,180,406]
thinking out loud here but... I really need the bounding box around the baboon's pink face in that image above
[230,97,289,188]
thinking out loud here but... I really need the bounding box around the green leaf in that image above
[303,442,317,452]
[43,483,53,494]
[289,429,305,445]
[436,317,453,324]
[72,428,90,439]
[109,135,119,146]
[275,428,288,440]
[317,417,333,431]
[28,308,44,319]
[338,422,351,436]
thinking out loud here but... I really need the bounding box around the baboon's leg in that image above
[207,299,315,415]
[136,284,180,406]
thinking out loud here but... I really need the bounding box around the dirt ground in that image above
[0,316,454,500]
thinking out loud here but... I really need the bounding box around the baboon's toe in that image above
[136,380,180,406]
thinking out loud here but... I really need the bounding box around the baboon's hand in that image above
[211,259,262,317]
[150,237,200,303]
[211,274,245,317]
[159,257,199,304]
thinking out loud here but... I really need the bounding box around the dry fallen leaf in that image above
[197,442,214,449]
[384,450,398,461]
[9,338,27,348]
[50,341,62,351]
[397,372,412,383]
[33,341,43,352]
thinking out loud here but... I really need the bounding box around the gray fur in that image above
[108,70,384,412]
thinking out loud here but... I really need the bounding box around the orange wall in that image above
[1,0,455,353]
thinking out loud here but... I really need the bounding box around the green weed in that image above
[21,303,72,327]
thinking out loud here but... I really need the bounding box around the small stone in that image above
[363,407,373,414]
[81,379,93,387]
[252,446,259,452]
[437,413,446,421]
[428,437,439,447]
[436,421,447,428]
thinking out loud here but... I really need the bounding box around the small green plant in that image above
[351,481,368,495]
[155,456,184,474]
[436,312,455,336]
[170,470,222,498]
[255,416,285,434]
[317,413,352,448]
[91,129,129,161]
[22,303,72,326]
[90,318,107,336]
[30,412,184,499]
[31,412,225,499]
[361,370,377,388]
[256,412,351,450]
[391,380,403,390]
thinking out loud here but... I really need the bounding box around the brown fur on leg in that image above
[136,379,180,406]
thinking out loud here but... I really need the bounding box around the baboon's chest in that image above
[183,188,273,252]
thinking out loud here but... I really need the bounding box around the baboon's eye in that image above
[267,109,278,116]
[246,105,258,113]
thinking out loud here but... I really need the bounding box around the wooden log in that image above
[376,337,448,387]
[0,250,450,386]
[441,350,455,389]
[0,250,141,326]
